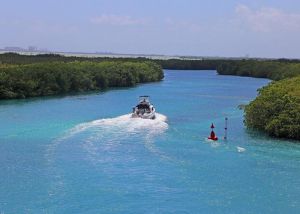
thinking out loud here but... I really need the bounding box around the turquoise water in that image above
[1,70,300,213]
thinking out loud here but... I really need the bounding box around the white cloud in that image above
[235,4,300,32]
[90,14,147,26]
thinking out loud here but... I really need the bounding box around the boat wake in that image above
[45,113,169,196]
[66,113,167,139]
[47,113,169,165]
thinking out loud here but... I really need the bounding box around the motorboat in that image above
[132,96,156,119]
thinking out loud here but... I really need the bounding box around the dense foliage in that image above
[0,61,163,99]
[2,53,300,79]
[156,59,222,70]
[217,60,300,80]
[245,76,300,140]
[2,53,300,80]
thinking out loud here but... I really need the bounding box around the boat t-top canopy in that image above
[139,96,150,103]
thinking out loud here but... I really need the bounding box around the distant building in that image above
[4,47,25,51]
[28,46,38,52]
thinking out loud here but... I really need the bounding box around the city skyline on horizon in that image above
[1,44,300,60]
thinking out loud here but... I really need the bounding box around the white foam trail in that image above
[48,113,169,163]
[81,113,169,160]
[45,113,169,196]
[66,113,167,137]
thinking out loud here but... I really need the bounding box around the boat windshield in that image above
[139,96,150,103]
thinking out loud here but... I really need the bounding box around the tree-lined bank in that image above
[245,76,300,140]
[0,61,163,99]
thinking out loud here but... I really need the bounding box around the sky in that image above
[1,0,300,58]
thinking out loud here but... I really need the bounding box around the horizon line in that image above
[0,48,300,61]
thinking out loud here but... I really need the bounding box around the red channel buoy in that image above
[208,123,218,141]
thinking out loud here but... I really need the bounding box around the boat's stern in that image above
[131,96,156,119]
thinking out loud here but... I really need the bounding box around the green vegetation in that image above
[217,60,300,80]
[1,53,300,81]
[0,61,163,99]
[1,52,300,140]
[245,76,300,140]
[156,59,222,70]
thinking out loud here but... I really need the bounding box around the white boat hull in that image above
[132,111,156,119]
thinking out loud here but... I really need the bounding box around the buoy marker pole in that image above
[224,117,228,140]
